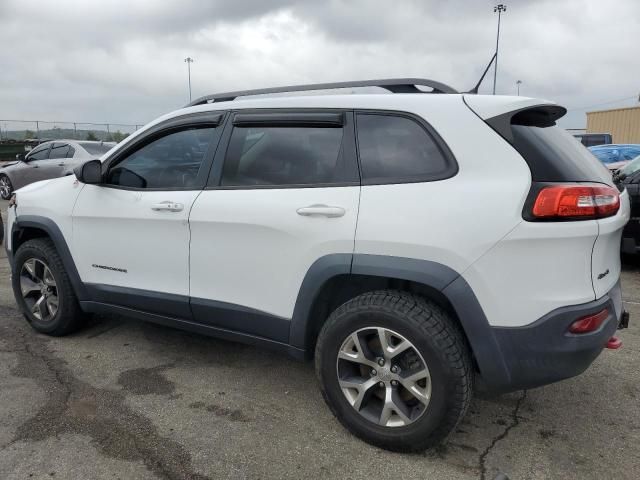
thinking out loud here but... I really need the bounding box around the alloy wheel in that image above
[0,176,11,199]
[336,327,431,427]
[20,258,59,322]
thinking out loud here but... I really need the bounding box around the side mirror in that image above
[74,159,102,184]
[16,153,25,161]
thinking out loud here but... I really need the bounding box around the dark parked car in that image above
[617,155,640,253]
[0,140,115,199]
[573,132,612,147]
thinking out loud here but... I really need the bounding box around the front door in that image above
[72,118,224,318]
[189,111,361,341]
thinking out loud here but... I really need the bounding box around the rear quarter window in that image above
[355,113,456,184]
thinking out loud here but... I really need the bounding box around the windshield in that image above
[78,142,115,156]
[620,155,640,177]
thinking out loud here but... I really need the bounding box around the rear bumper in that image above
[479,280,624,391]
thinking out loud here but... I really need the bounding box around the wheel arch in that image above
[11,215,88,300]
[290,254,512,388]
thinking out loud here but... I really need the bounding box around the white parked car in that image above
[3,79,630,451]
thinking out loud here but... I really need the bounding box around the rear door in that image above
[46,142,72,178]
[188,110,360,341]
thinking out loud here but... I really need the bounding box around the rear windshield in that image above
[78,142,114,156]
[511,124,612,184]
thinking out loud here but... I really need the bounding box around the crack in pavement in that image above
[478,390,527,480]
[1,308,211,480]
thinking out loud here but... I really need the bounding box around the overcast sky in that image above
[1,0,638,132]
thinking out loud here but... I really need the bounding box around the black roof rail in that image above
[186,78,459,107]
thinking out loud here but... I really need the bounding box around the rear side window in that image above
[355,113,454,183]
[49,143,70,159]
[79,142,114,157]
[221,126,348,186]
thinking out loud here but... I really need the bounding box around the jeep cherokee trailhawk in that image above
[4,79,630,451]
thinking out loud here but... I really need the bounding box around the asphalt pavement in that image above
[0,198,638,479]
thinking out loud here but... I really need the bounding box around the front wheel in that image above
[315,290,473,451]
[0,174,13,200]
[12,238,87,336]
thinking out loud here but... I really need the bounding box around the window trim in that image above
[206,109,360,190]
[354,109,458,186]
[99,111,226,192]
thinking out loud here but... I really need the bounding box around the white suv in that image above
[4,79,630,451]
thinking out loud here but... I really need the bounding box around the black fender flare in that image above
[289,253,512,389]
[11,215,88,300]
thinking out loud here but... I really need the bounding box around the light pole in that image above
[493,4,507,95]
[184,57,194,102]
[516,79,522,96]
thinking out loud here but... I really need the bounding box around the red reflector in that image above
[532,185,620,219]
[606,336,622,349]
[569,308,609,334]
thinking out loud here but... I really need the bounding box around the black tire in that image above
[0,174,13,200]
[315,290,473,452]
[12,238,87,336]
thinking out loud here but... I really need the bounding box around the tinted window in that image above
[28,144,50,160]
[356,114,450,182]
[221,126,345,186]
[68,146,76,158]
[621,155,640,177]
[511,124,612,184]
[49,143,70,159]
[106,127,218,189]
[79,142,115,156]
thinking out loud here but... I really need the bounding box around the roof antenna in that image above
[466,52,497,94]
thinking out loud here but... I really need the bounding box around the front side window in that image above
[27,144,50,161]
[49,143,70,159]
[356,114,451,183]
[221,126,345,187]
[105,127,218,189]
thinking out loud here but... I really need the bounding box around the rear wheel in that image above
[315,290,473,451]
[12,238,87,335]
[0,174,13,200]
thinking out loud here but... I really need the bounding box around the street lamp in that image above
[493,4,507,95]
[184,57,195,102]
[516,79,522,96]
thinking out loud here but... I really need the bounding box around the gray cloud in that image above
[0,0,638,131]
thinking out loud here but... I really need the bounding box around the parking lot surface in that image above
[0,197,639,480]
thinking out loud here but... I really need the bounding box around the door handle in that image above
[57,163,65,166]
[296,204,345,218]
[151,201,184,212]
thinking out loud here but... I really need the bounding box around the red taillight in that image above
[532,185,620,219]
[569,308,609,334]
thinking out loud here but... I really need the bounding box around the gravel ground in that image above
[0,198,639,480]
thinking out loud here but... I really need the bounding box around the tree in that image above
[111,130,129,142]
[86,131,98,141]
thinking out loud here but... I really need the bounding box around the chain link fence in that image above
[0,119,144,143]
